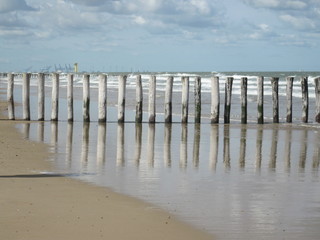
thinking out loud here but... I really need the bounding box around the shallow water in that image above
[16,121,320,239]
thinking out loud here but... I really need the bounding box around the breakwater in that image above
[1,72,320,124]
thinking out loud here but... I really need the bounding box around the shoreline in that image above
[0,100,214,239]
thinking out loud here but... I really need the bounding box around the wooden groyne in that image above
[2,72,320,124]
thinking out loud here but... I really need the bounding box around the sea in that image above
[1,71,320,239]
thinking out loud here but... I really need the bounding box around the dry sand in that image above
[0,102,214,240]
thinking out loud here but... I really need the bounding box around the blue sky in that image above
[0,0,319,72]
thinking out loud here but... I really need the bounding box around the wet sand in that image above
[0,100,213,240]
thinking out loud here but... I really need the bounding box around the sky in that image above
[0,0,320,72]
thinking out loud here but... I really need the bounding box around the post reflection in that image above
[117,123,125,166]
[50,122,58,146]
[147,123,155,167]
[223,125,230,169]
[239,126,247,169]
[134,123,142,166]
[284,129,292,171]
[269,128,278,170]
[313,131,320,170]
[256,126,263,170]
[66,122,73,165]
[81,122,90,168]
[209,124,219,170]
[299,130,308,170]
[180,124,188,169]
[97,123,106,166]
[193,124,200,168]
[22,122,30,139]
[37,122,44,142]
[164,124,172,167]
[22,121,320,174]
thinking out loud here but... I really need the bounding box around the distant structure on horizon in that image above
[74,63,78,73]
[54,64,73,73]
[38,64,78,73]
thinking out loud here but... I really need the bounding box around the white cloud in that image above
[69,0,113,6]
[0,29,30,37]
[137,0,161,12]
[134,16,147,25]
[243,0,279,8]
[280,14,316,29]
[248,23,275,40]
[286,1,307,9]
[0,0,36,13]
[243,0,308,10]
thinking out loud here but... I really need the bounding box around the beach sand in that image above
[0,101,213,240]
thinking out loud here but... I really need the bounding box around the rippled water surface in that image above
[17,121,320,239]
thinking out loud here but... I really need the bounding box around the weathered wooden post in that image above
[194,76,201,123]
[67,74,74,122]
[83,74,90,122]
[211,76,220,123]
[271,77,279,123]
[257,76,264,124]
[7,73,15,120]
[240,77,247,124]
[224,77,233,124]
[51,73,59,121]
[301,76,309,123]
[98,74,107,122]
[118,75,127,123]
[38,73,45,121]
[286,77,294,123]
[149,75,156,123]
[181,76,189,123]
[314,77,320,123]
[22,73,31,120]
[135,75,143,123]
[165,76,173,123]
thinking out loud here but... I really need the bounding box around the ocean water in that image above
[1,71,320,239]
[9,71,320,98]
